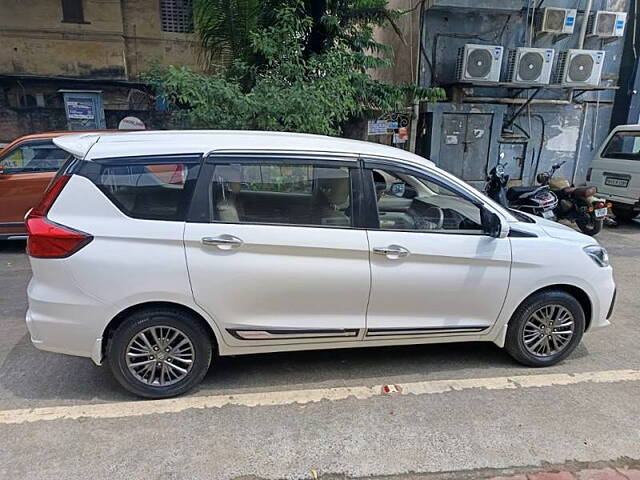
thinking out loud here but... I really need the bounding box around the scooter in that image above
[485,155,558,220]
[536,161,609,236]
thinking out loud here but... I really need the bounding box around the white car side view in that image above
[25,131,616,398]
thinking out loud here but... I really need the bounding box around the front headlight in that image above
[584,245,609,267]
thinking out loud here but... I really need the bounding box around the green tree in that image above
[147,0,444,136]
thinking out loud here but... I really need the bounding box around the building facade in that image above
[0,0,200,142]
[373,0,636,187]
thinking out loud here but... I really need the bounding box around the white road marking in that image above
[1,369,639,425]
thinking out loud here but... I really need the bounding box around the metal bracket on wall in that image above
[502,87,542,130]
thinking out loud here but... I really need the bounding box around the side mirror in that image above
[390,182,406,198]
[481,206,503,238]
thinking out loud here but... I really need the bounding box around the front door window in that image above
[370,168,483,233]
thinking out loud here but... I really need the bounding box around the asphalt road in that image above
[1,222,639,479]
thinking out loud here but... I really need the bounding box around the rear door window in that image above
[209,162,352,227]
[80,156,201,221]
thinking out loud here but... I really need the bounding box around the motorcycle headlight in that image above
[584,245,609,267]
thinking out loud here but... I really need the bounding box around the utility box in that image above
[425,0,525,12]
[417,103,507,189]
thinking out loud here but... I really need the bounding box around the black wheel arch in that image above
[513,284,592,332]
[102,301,218,361]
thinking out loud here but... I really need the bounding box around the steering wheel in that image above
[422,206,445,230]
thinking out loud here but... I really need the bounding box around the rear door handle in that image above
[202,235,244,250]
[372,245,410,259]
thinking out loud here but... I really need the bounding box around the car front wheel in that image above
[505,290,585,367]
[107,307,213,398]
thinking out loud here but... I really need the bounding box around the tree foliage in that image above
[146,0,444,136]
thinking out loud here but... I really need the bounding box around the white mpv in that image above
[25,131,615,398]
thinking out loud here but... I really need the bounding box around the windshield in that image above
[602,131,640,160]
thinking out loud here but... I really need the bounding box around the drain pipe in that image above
[578,0,593,49]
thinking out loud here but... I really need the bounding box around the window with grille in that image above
[160,0,194,33]
[61,0,85,23]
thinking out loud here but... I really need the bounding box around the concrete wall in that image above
[416,0,629,185]
[371,0,421,86]
[120,0,201,78]
[0,0,200,80]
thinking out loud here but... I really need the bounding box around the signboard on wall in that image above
[367,120,390,135]
[66,100,96,120]
[60,90,106,130]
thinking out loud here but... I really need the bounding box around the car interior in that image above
[210,164,352,227]
[97,163,191,220]
[372,169,483,232]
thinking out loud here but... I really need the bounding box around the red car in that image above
[0,131,107,239]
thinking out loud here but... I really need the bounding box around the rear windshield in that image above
[602,131,640,160]
[76,156,201,221]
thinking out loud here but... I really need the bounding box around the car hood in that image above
[536,217,596,244]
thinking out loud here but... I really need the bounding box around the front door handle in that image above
[372,245,410,259]
[202,235,244,250]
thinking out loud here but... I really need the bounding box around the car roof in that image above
[53,130,435,168]
[0,130,114,156]
[611,124,640,133]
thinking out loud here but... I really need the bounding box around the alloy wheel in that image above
[126,325,195,386]
[522,304,575,357]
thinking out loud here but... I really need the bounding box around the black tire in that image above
[107,307,213,398]
[612,205,637,223]
[576,216,603,236]
[505,290,585,367]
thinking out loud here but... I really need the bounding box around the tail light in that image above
[586,168,592,182]
[26,175,93,258]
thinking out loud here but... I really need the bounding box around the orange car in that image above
[0,131,108,239]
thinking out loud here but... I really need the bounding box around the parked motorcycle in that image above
[485,156,558,219]
[536,161,609,236]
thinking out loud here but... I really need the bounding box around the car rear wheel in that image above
[612,205,638,222]
[505,290,585,367]
[107,307,212,398]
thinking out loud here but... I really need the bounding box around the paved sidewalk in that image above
[317,462,640,480]
[492,467,640,480]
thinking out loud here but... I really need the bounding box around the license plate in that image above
[605,177,629,187]
[542,210,555,220]
[595,207,608,218]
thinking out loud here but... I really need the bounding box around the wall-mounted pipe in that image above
[578,0,594,49]
[464,97,571,105]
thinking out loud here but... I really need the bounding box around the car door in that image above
[589,129,640,203]
[361,159,511,338]
[0,140,69,235]
[183,152,371,348]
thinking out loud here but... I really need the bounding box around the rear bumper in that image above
[598,193,640,209]
[26,275,108,365]
[0,221,27,239]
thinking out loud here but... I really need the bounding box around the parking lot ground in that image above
[1,221,639,480]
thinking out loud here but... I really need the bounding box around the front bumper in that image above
[607,288,617,320]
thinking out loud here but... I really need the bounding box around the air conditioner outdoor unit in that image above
[536,7,577,35]
[455,44,504,83]
[554,49,605,87]
[587,11,627,38]
[506,47,555,85]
